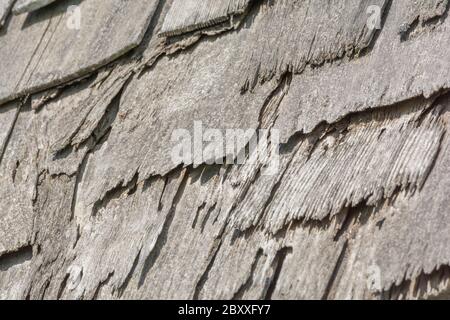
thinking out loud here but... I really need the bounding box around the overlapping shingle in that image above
[241,0,389,89]
[1,0,450,301]
[229,98,445,232]
[272,0,450,144]
[160,0,251,37]
[0,0,159,105]
[76,21,278,208]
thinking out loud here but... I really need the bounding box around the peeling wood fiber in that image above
[401,0,449,30]
[160,0,251,37]
[229,99,446,233]
[75,19,278,208]
[275,0,450,142]
[241,0,389,89]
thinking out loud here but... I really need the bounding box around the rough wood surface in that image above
[0,0,159,104]
[0,0,449,300]
[12,0,59,14]
[160,0,251,37]
[241,0,389,89]
[0,0,15,27]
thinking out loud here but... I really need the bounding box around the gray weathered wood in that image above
[275,0,450,142]
[12,0,58,14]
[241,0,389,89]
[0,0,450,300]
[160,0,251,37]
[0,0,159,105]
[0,0,15,27]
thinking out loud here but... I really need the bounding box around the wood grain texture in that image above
[12,0,59,14]
[0,0,449,300]
[0,0,159,105]
[160,0,251,36]
[241,0,390,89]
[0,0,15,27]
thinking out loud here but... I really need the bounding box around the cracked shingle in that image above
[160,0,251,37]
[241,0,389,89]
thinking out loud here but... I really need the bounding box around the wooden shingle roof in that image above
[0,0,449,300]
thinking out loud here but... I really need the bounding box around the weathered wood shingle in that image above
[160,0,251,36]
[0,0,159,105]
[0,0,449,300]
[0,0,15,27]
